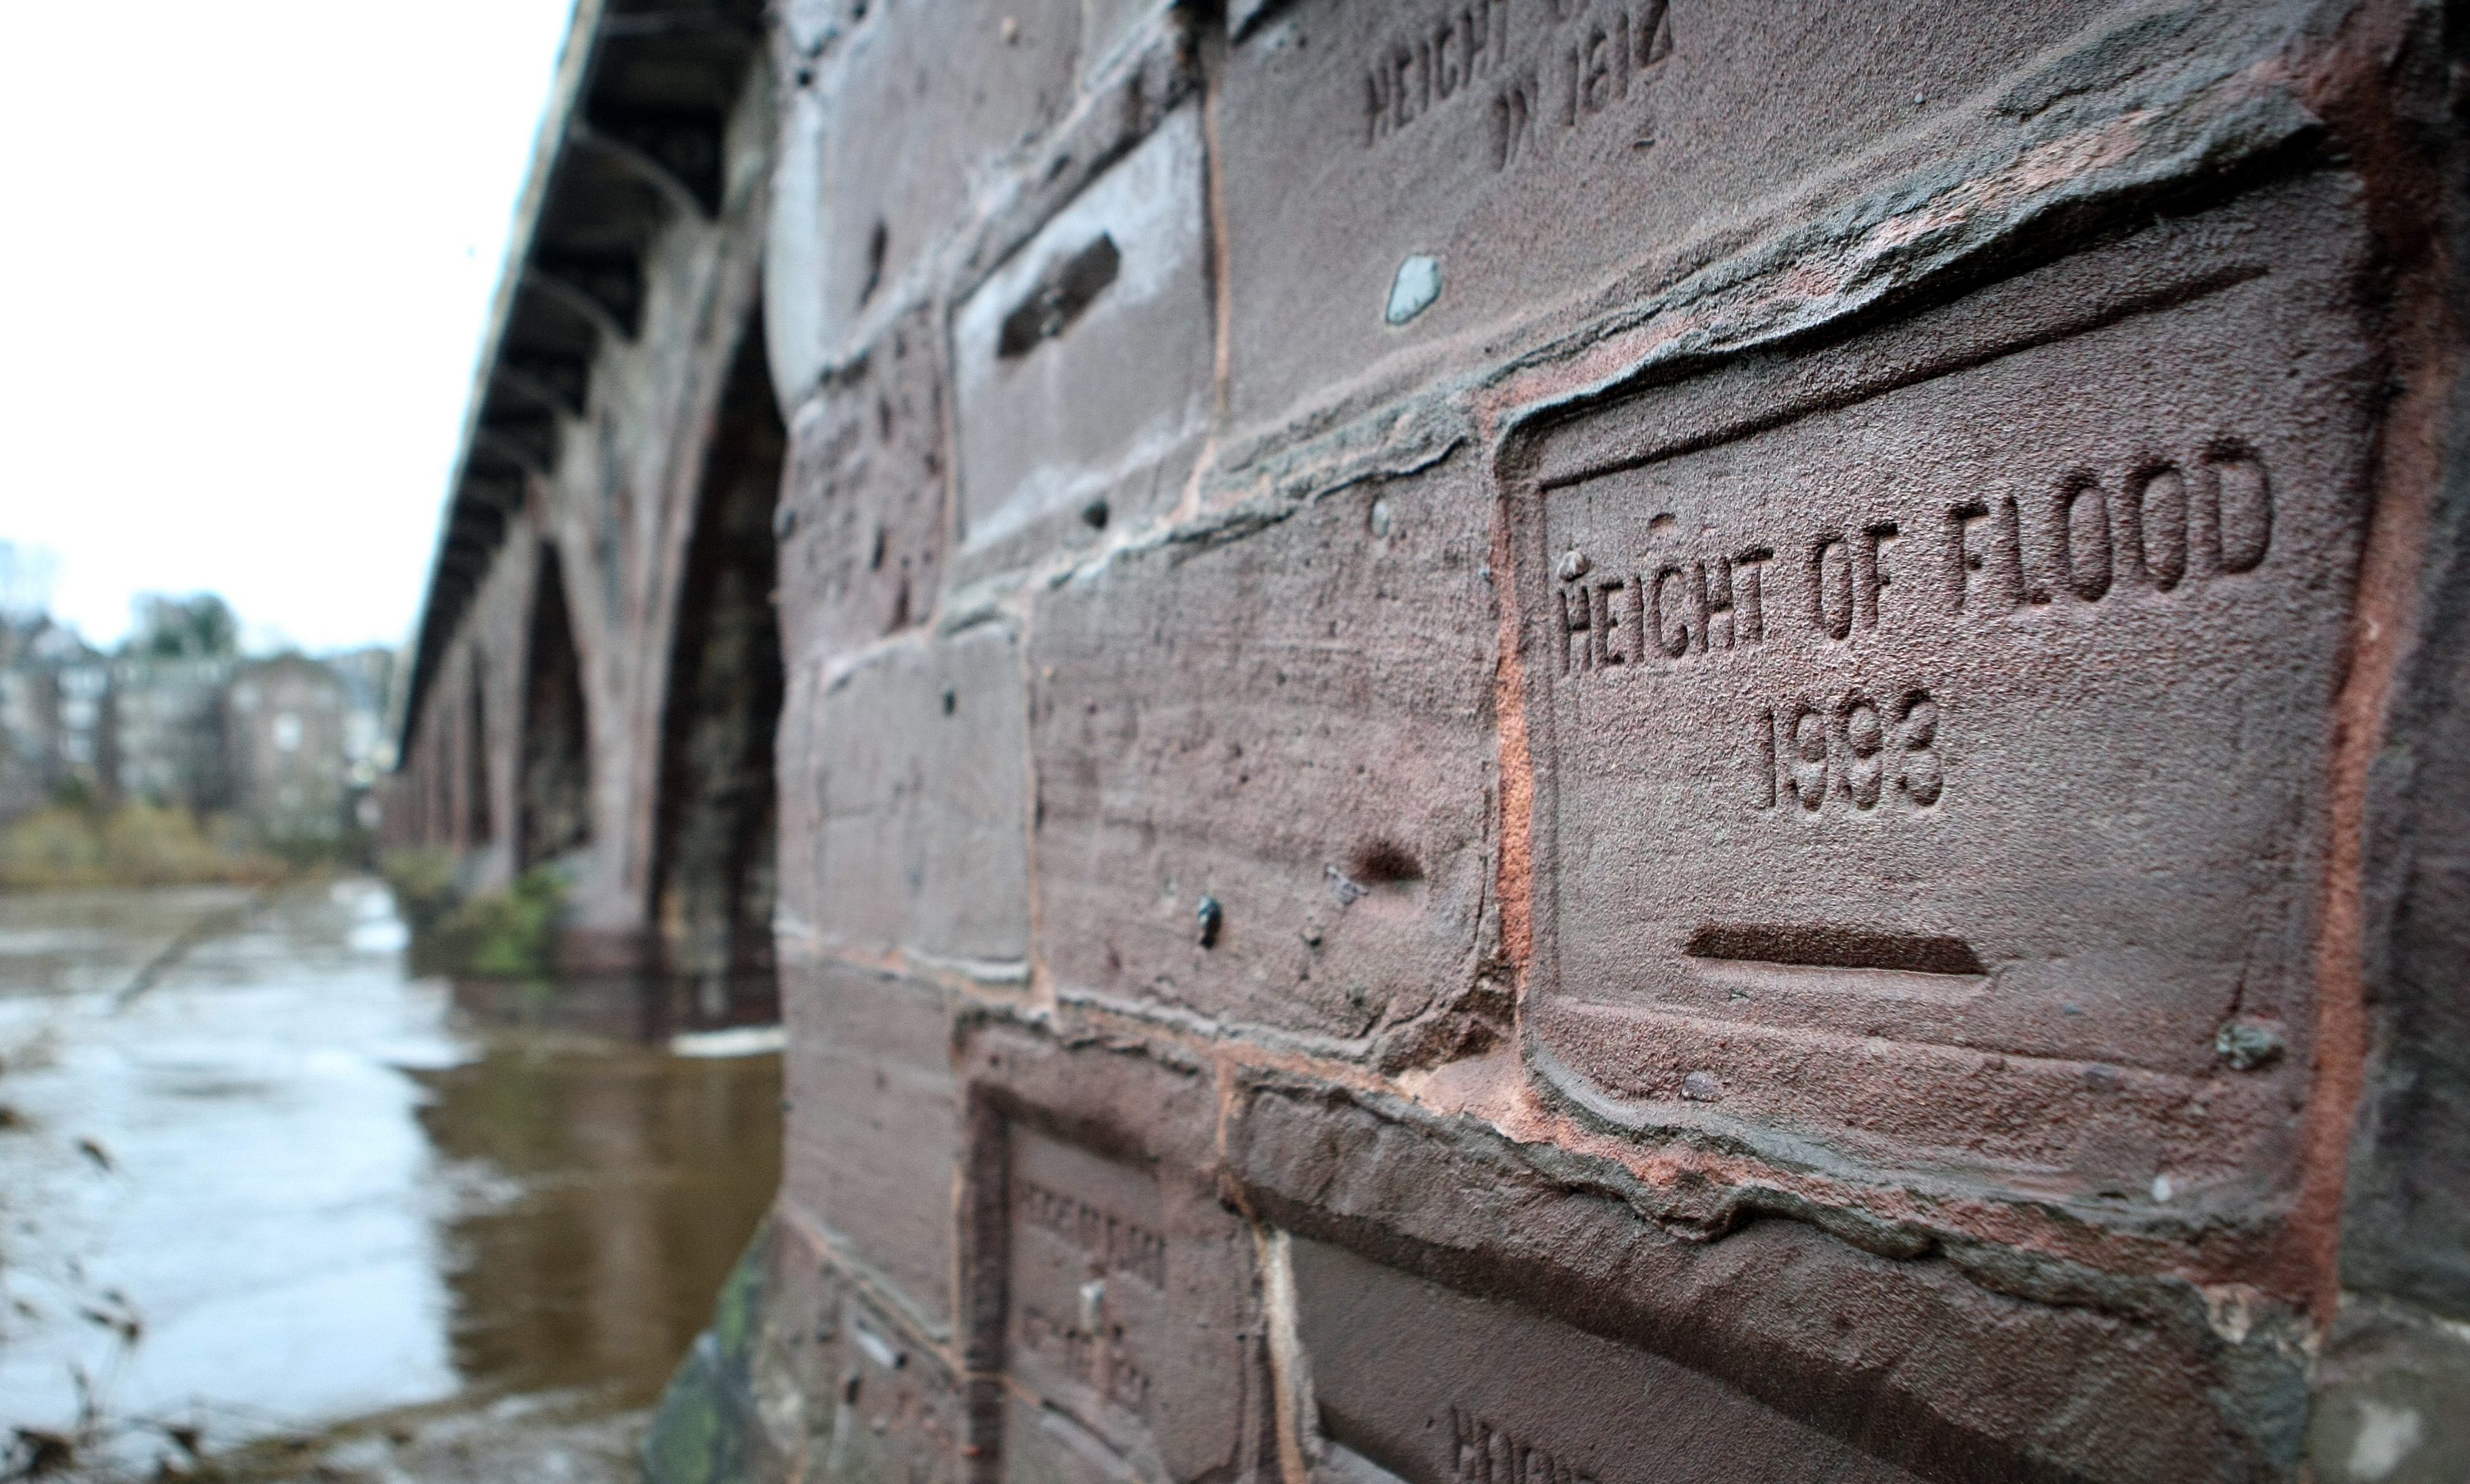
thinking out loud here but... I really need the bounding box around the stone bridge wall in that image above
[395,1,2470,1479]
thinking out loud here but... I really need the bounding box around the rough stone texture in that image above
[1225,1066,2311,1483]
[396,1,2470,1481]
[1514,175,2377,1222]
[2346,398,2470,1314]
[956,1021,1268,1484]
[1216,0,2168,434]
[782,0,1083,374]
[777,304,950,667]
[1027,459,1501,1057]
[779,960,961,1336]
[1291,1236,1924,1484]
[789,621,1032,974]
[950,104,1214,585]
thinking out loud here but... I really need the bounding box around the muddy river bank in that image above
[0,881,780,1481]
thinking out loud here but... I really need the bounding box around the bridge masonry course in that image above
[392,0,2470,1479]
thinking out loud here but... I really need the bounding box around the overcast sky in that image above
[0,0,577,653]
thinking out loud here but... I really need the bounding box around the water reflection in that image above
[0,879,779,1468]
[414,1039,778,1405]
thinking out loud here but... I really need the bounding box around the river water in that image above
[0,880,781,1479]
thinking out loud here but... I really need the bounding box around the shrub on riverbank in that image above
[0,802,285,890]
[381,849,567,980]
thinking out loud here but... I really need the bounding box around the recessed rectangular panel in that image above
[1291,1237,1921,1484]
[1006,1128,1172,1466]
[1514,181,2377,1205]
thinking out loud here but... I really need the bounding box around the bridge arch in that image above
[647,309,784,1020]
[516,543,592,872]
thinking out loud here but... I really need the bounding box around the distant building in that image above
[0,618,112,814]
[110,653,236,813]
[225,655,356,846]
[0,606,390,846]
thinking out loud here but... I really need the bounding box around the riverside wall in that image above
[395,2,2470,1479]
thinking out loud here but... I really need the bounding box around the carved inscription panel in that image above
[1219,0,2113,429]
[1007,1129,1171,1461]
[1515,185,2377,1202]
[1291,1238,1921,1484]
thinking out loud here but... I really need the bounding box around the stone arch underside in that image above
[649,310,784,1021]
[465,659,493,847]
[518,545,592,871]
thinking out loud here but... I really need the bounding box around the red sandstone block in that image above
[1291,1235,1923,1484]
[1027,460,1498,1054]
[957,1022,1264,1484]
[1215,0,2133,434]
[1509,177,2377,1220]
[949,105,1212,585]
[1227,1071,2300,1483]
[830,1290,968,1484]
[792,622,1031,973]
[776,305,948,666]
[779,0,1081,370]
[781,960,961,1332]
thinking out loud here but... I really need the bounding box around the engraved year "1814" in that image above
[1751,688,1941,816]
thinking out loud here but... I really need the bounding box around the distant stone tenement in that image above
[1,611,390,846]
[386,1,2470,1479]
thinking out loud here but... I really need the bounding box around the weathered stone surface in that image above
[2306,1294,2470,1484]
[777,305,950,666]
[2344,441,2470,1318]
[957,1021,1264,1484]
[792,0,1082,366]
[403,1,2470,1477]
[1291,1236,1922,1484]
[650,1211,985,1484]
[794,622,1030,974]
[951,105,1213,584]
[1027,460,1500,1053]
[1511,176,2379,1217]
[1215,3,2331,439]
[1214,0,2168,432]
[822,1288,970,1484]
[1226,1069,2309,1483]
[781,961,959,1333]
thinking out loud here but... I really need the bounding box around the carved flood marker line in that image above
[1505,186,2375,1205]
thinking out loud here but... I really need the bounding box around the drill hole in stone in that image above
[1350,840,1423,887]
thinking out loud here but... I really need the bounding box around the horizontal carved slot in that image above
[1684,924,1983,976]
[997,234,1120,359]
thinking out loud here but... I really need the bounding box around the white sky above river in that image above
[0,0,578,653]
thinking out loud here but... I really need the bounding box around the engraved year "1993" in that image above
[1752,688,1941,815]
